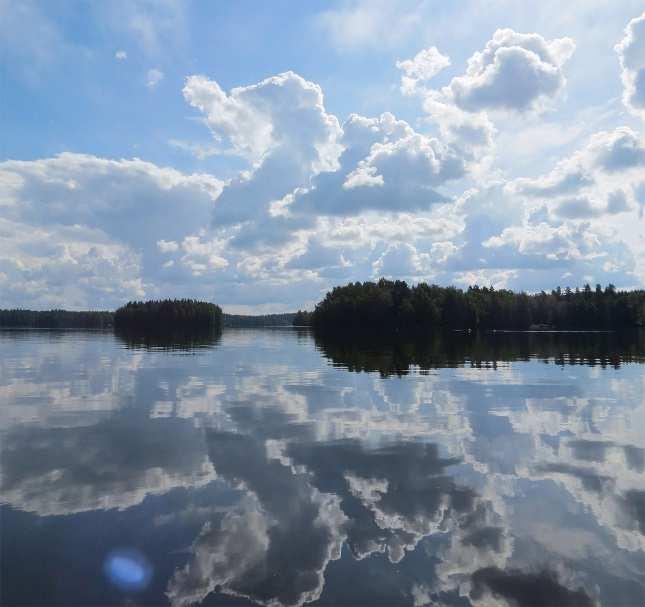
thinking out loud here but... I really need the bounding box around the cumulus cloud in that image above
[393,51,495,163]
[146,67,164,89]
[183,71,340,169]
[512,127,645,220]
[161,87,476,300]
[157,239,179,253]
[115,49,127,60]
[590,126,645,172]
[421,91,496,162]
[286,237,346,271]
[344,132,465,192]
[288,113,466,217]
[447,29,575,113]
[372,242,427,279]
[0,154,222,238]
[434,182,639,291]
[182,71,342,250]
[616,11,645,119]
[484,221,615,263]
[4,60,645,311]
[0,153,224,307]
[397,46,451,95]
[0,217,147,309]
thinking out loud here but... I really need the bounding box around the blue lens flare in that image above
[104,549,152,592]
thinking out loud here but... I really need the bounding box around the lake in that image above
[1,329,644,606]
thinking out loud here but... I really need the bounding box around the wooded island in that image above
[307,280,645,332]
[113,299,222,331]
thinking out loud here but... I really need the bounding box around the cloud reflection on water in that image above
[1,329,643,606]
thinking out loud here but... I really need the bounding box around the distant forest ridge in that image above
[0,308,114,329]
[0,304,293,329]
[2,281,645,330]
[309,280,645,332]
[223,313,295,327]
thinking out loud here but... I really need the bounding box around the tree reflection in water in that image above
[1,329,644,607]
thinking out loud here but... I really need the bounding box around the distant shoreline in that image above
[0,309,298,329]
[3,280,645,332]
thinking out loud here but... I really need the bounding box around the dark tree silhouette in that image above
[0,309,113,329]
[310,279,645,333]
[292,310,312,326]
[223,313,296,327]
[113,299,222,331]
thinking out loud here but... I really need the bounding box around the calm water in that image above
[1,329,644,607]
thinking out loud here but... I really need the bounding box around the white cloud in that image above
[146,67,164,89]
[0,217,145,309]
[286,238,345,271]
[115,49,127,60]
[182,71,342,243]
[447,29,575,113]
[397,46,451,95]
[616,11,645,119]
[435,182,640,290]
[4,52,645,311]
[183,71,341,169]
[289,112,466,217]
[393,52,495,164]
[372,243,427,279]
[157,239,179,252]
[315,0,422,52]
[512,127,645,219]
[345,132,465,192]
[167,138,221,159]
[183,75,273,162]
[0,153,224,308]
[421,91,496,162]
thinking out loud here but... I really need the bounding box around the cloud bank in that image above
[2,16,644,311]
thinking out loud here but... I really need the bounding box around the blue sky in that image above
[2,1,645,312]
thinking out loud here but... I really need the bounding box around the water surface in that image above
[1,329,644,606]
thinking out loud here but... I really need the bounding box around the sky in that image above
[2,0,645,313]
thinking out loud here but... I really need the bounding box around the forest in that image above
[0,309,113,329]
[3,282,645,332]
[292,310,313,326]
[223,313,295,327]
[113,299,222,330]
[310,279,645,332]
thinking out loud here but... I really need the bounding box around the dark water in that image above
[1,329,644,607]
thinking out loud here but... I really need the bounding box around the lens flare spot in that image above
[104,549,152,592]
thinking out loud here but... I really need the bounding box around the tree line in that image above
[308,279,645,332]
[292,310,312,326]
[223,313,296,327]
[0,309,114,329]
[113,299,222,331]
